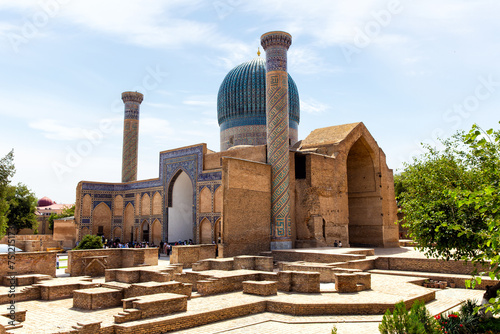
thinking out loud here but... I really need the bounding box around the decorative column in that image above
[121,91,143,183]
[261,31,292,250]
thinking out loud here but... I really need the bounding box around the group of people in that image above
[102,238,153,249]
[157,239,194,258]
[334,240,343,247]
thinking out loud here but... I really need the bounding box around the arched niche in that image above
[199,187,212,213]
[92,202,111,239]
[346,136,382,246]
[124,203,135,242]
[199,218,212,244]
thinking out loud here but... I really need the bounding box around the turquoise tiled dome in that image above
[217,56,300,131]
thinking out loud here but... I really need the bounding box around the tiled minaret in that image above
[261,31,292,250]
[121,91,143,183]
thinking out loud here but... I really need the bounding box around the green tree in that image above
[74,234,103,250]
[5,183,38,234]
[0,150,15,237]
[48,204,75,230]
[399,122,500,310]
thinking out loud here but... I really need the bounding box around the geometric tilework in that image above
[122,120,139,182]
[262,31,293,246]
[266,71,292,241]
[80,144,223,244]
[121,91,143,183]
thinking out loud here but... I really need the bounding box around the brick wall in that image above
[375,257,490,275]
[170,245,216,268]
[222,158,271,257]
[67,248,158,276]
[0,251,56,278]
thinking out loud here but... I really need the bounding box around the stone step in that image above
[190,292,202,299]
[426,297,462,316]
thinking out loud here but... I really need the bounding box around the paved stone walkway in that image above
[172,288,484,334]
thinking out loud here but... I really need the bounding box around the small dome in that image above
[217,56,300,129]
[38,197,54,207]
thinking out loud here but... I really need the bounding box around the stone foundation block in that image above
[73,287,123,310]
[243,280,277,296]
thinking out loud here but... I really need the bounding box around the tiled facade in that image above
[76,144,222,244]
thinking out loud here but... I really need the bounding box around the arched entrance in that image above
[346,137,382,247]
[215,218,222,244]
[167,170,194,243]
[112,227,122,242]
[141,220,149,243]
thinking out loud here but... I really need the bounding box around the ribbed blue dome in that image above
[217,57,300,130]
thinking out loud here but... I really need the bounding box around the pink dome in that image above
[38,196,54,207]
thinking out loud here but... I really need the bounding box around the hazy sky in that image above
[1,0,499,204]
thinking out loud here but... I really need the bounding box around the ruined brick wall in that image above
[222,157,271,257]
[204,145,267,170]
[0,251,56,277]
[170,245,216,268]
[296,122,399,248]
[375,257,490,275]
[68,248,158,276]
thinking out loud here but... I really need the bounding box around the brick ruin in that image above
[0,246,496,333]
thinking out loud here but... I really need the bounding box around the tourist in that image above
[338,240,342,248]
[334,240,338,247]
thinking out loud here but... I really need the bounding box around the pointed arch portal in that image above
[168,170,194,243]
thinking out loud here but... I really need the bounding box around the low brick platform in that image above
[192,256,274,272]
[2,274,52,287]
[243,281,277,296]
[115,292,188,323]
[278,271,321,293]
[37,279,98,300]
[105,266,181,284]
[124,281,192,299]
[73,287,123,310]
[335,273,371,293]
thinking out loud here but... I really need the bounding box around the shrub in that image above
[74,234,103,250]
[379,300,439,334]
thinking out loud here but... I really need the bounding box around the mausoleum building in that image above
[74,31,399,257]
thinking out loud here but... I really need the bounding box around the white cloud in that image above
[29,117,122,141]
[300,98,330,114]
[29,119,85,140]
[140,117,174,141]
[288,47,342,75]
[183,95,217,108]
[144,102,176,110]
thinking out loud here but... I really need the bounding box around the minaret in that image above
[121,91,143,183]
[261,31,292,250]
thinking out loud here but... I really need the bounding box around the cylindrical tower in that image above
[261,31,292,250]
[121,91,143,183]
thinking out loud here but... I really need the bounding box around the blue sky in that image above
[1,0,499,204]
